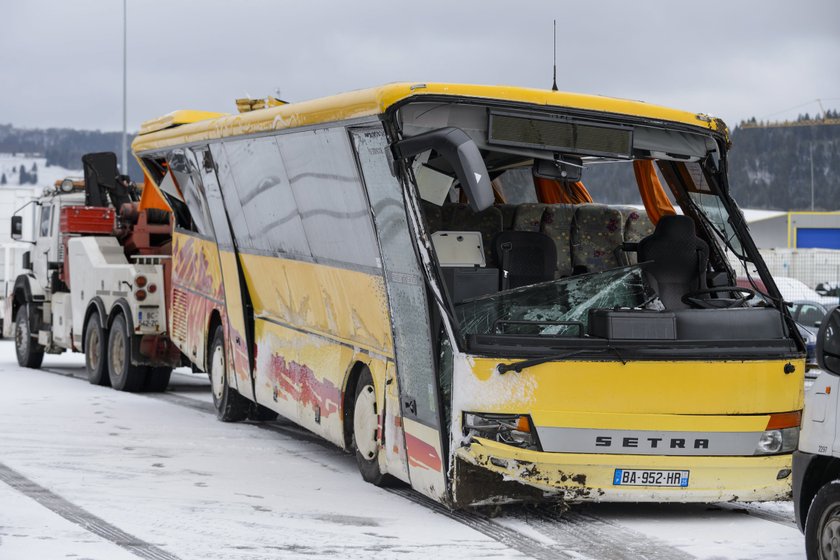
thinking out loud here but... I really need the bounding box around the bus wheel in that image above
[107,314,147,392]
[209,326,249,422]
[806,480,840,560]
[352,368,388,485]
[84,313,109,386]
[15,304,44,369]
[144,367,172,392]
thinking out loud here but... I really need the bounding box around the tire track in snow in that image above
[715,502,797,529]
[516,506,695,560]
[0,462,182,560]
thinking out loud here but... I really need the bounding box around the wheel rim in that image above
[15,312,29,358]
[820,505,840,560]
[110,328,125,379]
[87,328,100,371]
[210,342,225,402]
[353,384,378,460]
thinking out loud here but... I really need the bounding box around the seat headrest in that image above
[653,215,696,237]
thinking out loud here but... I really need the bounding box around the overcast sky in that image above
[1,0,838,132]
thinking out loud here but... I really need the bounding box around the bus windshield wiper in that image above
[497,346,627,374]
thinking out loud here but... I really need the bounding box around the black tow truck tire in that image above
[15,304,44,369]
[805,479,840,559]
[107,313,147,392]
[84,313,110,386]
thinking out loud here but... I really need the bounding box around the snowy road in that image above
[0,341,805,559]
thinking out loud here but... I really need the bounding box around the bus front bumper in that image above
[453,438,792,505]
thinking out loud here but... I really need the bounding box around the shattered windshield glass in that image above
[455,266,655,339]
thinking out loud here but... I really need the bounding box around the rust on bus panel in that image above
[268,354,342,419]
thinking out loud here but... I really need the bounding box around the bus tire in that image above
[15,304,44,369]
[352,368,389,485]
[209,326,249,422]
[144,367,172,392]
[805,480,840,560]
[250,404,278,421]
[107,314,147,392]
[84,313,109,386]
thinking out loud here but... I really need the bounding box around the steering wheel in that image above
[681,287,756,309]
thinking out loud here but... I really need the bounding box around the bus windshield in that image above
[456,266,653,340]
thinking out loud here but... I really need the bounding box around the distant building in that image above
[745,210,840,250]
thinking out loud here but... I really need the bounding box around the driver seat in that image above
[637,215,708,310]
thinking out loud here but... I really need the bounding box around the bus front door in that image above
[193,146,254,394]
[351,127,449,502]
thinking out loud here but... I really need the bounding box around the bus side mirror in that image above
[817,308,840,375]
[393,127,494,213]
[11,216,22,240]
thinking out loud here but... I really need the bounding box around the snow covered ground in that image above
[0,342,807,559]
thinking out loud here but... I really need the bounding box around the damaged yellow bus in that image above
[132,83,804,507]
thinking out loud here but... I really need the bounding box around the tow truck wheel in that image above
[84,314,109,386]
[806,480,840,559]
[107,314,147,392]
[144,367,172,392]
[15,304,44,369]
[209,326,249,422]
[352,368,389,486]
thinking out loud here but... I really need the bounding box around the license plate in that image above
[138,309,160,329]
[613,469,689,487]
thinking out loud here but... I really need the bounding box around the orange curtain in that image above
[138,171,172,212]
[633,160,675,224]
[534,176,593,204]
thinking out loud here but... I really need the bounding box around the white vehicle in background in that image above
[775,276,839,307]
[6,152,182,391]
[794,306,840,559]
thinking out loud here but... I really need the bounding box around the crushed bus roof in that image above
[133,82,726,153]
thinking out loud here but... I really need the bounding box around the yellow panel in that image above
[239,252,393,358]
[138,109,228,135]
[133,82,725,154]
[466,357,804,416]
[253,313,391,450]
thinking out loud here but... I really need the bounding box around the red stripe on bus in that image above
[405,432,442,472]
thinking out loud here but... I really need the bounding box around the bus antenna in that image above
[551,19,558,92]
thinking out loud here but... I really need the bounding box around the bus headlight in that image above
[463,412,541,451]
[754,427,799,455]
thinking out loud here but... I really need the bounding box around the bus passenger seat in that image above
[540,205,576,278]
[512,204,548,232]
[637,215,709,310]
[618,207,655,265]
[494,231,557,290]
[571,204,625,274]
[497,204,518,230]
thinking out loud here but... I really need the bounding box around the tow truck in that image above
[5,152,182,391]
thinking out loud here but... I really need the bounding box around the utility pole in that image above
[121,0,127,174]
[810,141,815,211]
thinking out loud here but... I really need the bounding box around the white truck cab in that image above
[7,153,181,392]
[794,306,840,559]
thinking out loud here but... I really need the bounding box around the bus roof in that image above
[132,82,726,154]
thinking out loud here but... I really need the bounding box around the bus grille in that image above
[171,288,188,343]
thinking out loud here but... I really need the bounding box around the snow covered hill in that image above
[0,152,81,189]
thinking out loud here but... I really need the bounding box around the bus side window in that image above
[215,137,310,258]
[166,150,214,237]
[275,128,379,270]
